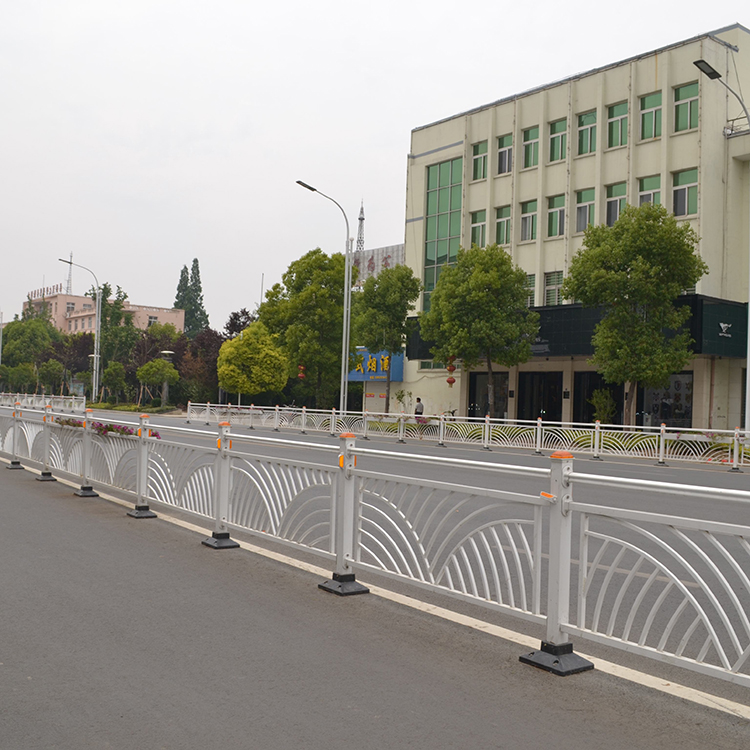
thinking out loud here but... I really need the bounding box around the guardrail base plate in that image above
[318,572,370,597]
[519,641,594,677]
[36,471,56,482]
[7,461,24,470]
[127,505,157,519]
[75,486,99,497]
[202,531,239,550]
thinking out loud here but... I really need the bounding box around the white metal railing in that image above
[4,404,750,685]
[0,393,86,413]
[186,402,749,468]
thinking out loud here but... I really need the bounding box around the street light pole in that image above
[296,180,353,414]
[694,60,750,433]
[59,258,102,404]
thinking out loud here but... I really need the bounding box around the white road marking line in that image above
[8,460,750,719]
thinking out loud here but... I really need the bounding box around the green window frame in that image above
[545,271,564,306]
[576,188,595,232]
[470,209,486,247]
[577,111,597,155]
[640,92,662,140]
[674,83,699,132]
[424,157,463,310]
[521,200,537,241]
[472,141,488,180]
[673,168,698,217]
[607,103,628,148]
[549,119,567,162]
[495,205,511,245]
[526,274,536,308]
[606,182,626,226]
[547,195,565,237]
[639,175,661,205]
[523,127,539,168]
[497,134,513,174]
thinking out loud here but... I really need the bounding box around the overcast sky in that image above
[1,2,747,330]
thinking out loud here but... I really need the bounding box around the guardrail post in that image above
[482,414,491,451]
[205,401,211,425]
[247,404,255,430]
[330,408,337,436]
[202,422,239,549]
[319,433,369,596]
[273,404,281,431]
[520,451,593,676]
[301,406,307,434]
[7,402,24,470]
[438,413,446,446]
[657,422,667,466]
[36,405,57,481]
[397,411,406,443]
[128,414,157,518]
[730,427,742,472]
[362,410,370,440]
[186,400,192,424]
[591,420,603,461]
[534,417,543,455]
[75,409,99,497]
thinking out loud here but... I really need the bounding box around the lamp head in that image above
[296,180,317,192]
[694,59,721,80]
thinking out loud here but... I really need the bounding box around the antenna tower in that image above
[356,202,365,254]
[65,252,73,295]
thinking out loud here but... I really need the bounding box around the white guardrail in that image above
[3,403,750,684]
[0,392,86,413]
[187,401,749,468]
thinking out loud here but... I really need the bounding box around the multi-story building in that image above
[24,284,185,334]
[352,244,406,290]
[402,23,750,429]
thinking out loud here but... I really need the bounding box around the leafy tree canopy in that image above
[259,249,347,408]
[175,259,210,339]
[136,358,180,387]
[420,244,539,416]
[2,316,63,367]
[224,308,256,339]
[353,265,421,412]
[217,322,288,397]
[562,202,708,423]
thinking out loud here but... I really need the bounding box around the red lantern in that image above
[298,364,306,380]
[446,356,456,387]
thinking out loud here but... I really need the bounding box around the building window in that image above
[424,157,463,309]
[674,83,699,132]
[497,134,513,174]
[606,182,626,226]
[607,103,628,148]
[549,119,567,162]
[545,271,564,306]
[495,206,511,245]
[639,175,661,205]
[66,302,75,313]
[470,210,486,247]
[526,274,536,308]
[521,200,537,241]
[576,188,595,232]
[547,195,565,237]
[148,316,159,326]
[673,168,698,216]
[88,316,93,329]
[577,111,596,155]
[523,127,539,168]
[472,141,488,180]
[640,92,662,140]
[74,320,78,331]
[68,321,71,331]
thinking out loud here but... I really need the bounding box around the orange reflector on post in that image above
[540,491,555,499]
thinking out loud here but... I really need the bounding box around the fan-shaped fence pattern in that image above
[575,513,750,677]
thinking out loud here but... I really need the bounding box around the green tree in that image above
[259,249,347,408]
[420,244,539,418]
[354,265,421,413]
[37,359,65,394]
[217,322,288,398]
[562,202,708,425]
[136,358,180,406]
[1,317,62,367]
[88,283,140,370]
[102,362,126,404]
[175,259,210,339]
[8,363,37,392]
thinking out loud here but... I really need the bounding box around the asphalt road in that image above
[2,464,749,749]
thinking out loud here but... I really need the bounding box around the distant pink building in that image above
[23,284,185,334]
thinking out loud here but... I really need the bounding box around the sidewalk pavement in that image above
[1,462,748,750]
